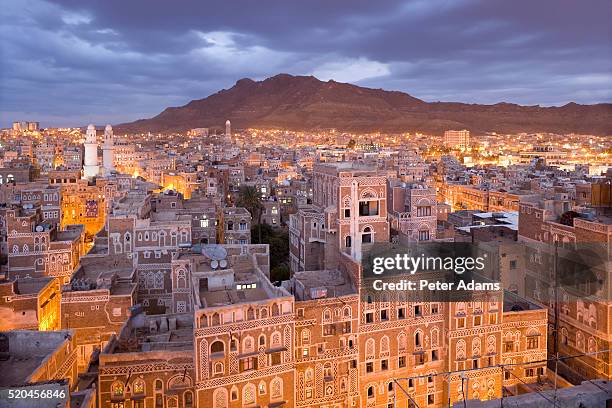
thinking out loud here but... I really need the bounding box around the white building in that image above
[102,124,115,175]
[83,124,99,179]
[225,119,231,141]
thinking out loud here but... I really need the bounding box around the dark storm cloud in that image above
[1,0,610,127]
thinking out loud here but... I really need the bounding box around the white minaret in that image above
[102,124,115,175]
[83,124,99,178]
[225,119,231,141]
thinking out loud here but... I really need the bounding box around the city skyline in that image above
[0,2,611,408]
[2,0,612,127]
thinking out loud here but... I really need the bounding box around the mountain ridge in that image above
[116,74,612,135]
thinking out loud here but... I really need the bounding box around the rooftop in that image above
[68,256,134,293]
[112,311,194,353]
[0,330,73,387]
[503,291,543,312]
[12,277,54,295]
[292,269,356,300]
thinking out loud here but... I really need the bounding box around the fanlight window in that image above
[112,382,124,397]
[132,379,145,394]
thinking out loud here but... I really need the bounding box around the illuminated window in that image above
[111,382,124,398]
[132,379,145,395]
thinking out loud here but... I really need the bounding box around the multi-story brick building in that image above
[518,196,612,381]
[388,179,437,243]
[290,163,389,274]
[0,276,61,331]
[162,171,200,200]
[6,206,84,283]
[261,200,281,227]
[218,207,251,245]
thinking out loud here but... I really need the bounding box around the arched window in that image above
[111,381,124,397]
[259,334,266,347]
[242,384,256,405]
[213,362,224,375]
[380,336,390,354]
[367,385,374,398]
[212,312,221,325]
[323,362,333,378]
[258,381,266,395]
[154,379,164,408]
[365,338,375,360]
[271,331,282,347]
[184,391,193,408]
[345,235,352,248]
[243,336,254,353]
[305,368,313,382]
[270,378,283,399]
[211,341,225,354]
[176,269,187,289]
[362,226,372,243]
[322,309,332,323]
[398,332,407,352]
[132,379,145,395]
[431,328,440,347]
[213,388,228,408]
[415,330,422,347]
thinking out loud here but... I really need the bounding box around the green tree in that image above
[237,185,263,242]
[270,264,290,283]
[251,223,290,280]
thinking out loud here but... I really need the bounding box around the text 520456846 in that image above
[6,388,66,399]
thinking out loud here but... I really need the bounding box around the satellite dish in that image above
[35,225,44,232]
[219,259,227,268]
[211,260,219,269]
[202,245,227,261]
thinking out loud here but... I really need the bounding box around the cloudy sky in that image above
[1,0,611,127]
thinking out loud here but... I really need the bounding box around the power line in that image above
[391,348,612,405]
[502,366,555,406]
[393,378,420,408]
[394,347,612,382]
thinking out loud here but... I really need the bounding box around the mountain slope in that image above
[116,74,612,135]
